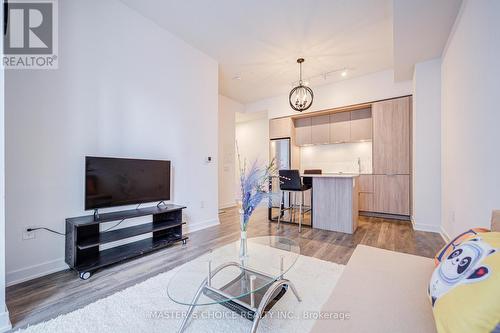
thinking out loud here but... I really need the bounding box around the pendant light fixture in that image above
[289,58,314,112]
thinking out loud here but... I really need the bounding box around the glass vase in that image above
[239,210,249,259]
[240,230,248,260]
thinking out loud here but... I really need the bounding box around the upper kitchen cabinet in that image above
[372,97,411,174]
[350,108,372,141]
[294,117,312,145]
[311,114,330,144]
[330,112,350,143]
[269,117,293,139]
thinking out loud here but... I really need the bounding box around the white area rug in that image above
[17,245,344,333]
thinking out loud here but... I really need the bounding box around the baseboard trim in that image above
[0,310,11,333]
[6,258,69,287]
[219,202,236,209]
[184,218,220,234]
[411,217,451,244]
[412,222,442,233]
[360,211,410,221]
[7,218,220,286]
[440,225,451,243]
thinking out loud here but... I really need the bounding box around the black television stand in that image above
[65,204,187,280]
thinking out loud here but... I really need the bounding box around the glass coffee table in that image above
[167,236,301,333]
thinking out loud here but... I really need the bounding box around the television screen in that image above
[85,156,171,210]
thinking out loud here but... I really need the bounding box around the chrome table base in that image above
[178,261,301,333]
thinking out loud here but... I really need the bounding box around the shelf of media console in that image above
[65,204,187,278]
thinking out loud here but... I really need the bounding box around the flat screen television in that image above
[85,156,171,210]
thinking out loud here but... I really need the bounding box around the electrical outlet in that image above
[200,201,205,208]
[23,227,35,240]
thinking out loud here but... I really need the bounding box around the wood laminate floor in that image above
[6,207,444,331]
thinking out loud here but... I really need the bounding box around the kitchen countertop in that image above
[300,173,361,178]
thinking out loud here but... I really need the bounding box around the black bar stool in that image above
[277,169,312,232]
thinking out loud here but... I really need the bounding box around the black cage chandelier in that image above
[289,58,314,112]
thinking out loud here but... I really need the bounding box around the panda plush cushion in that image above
[429,231,500,333]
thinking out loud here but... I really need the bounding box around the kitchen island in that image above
[302,173,359,234]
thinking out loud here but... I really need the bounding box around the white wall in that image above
[300,143,372,174]
[235,115,269,189]
[412,58,442,232]
[441,0,500,239]
[245,69,412,118]
[218,95,240,209]
[5,0,219,285]
[0,4,11,330]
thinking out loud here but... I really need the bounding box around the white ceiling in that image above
[393,0,462,81]
[120,0,394,103]
[120,0,462,103]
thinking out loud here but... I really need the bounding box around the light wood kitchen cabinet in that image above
[350,108,372,141]
[330,112,350,143]
[295,117,312,145]
[358,175,374,192]
[373,175,410,215]
[311,115,330,144]
[269,117,293,139]
[290,107,374,146]
[359,193,374,211]
[372,97,410,174]
[358,175,374,212]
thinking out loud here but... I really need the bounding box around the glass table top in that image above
[167,236,300,306]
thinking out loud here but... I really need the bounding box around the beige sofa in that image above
[311,245,437,333]
[312,219,500,333]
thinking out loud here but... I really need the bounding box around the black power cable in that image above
[26,227,66,236]
[102,203,142,232]
[27,203,143,236]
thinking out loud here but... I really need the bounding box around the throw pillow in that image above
[429,232,500,333]
[434,227,490,265]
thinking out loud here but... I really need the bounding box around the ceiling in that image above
[120,0,394,103]
[120,0,461,104]
[393,0,462,81]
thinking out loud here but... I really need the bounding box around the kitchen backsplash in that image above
[300,142,372,174]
